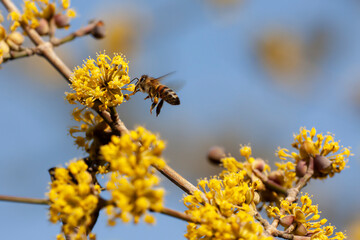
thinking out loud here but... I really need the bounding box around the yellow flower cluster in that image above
[221,145,271,192]
[66,53,134,111]
[69,107,110,158]
[183,171,272,240]
[100,126,166,225]
[277,127,351,179]
[48,160,100,239]
[223,145,271,176]
[8,0,76,32]
[267,194,346,239]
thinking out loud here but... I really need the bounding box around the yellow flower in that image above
[184,171,270,240]
[48,159,99,239]
[69,107,110,158]
[100,127,166,225]
[240,145,252,159]
[278,127,351,179]
[268,194,345,239]
[66,52,133,110]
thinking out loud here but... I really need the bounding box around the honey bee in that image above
[130,73,180,116]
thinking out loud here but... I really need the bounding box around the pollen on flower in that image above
[100,126,166,225]
[66,52,133,111]
[47,159,100,239]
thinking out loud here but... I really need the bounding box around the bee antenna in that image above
[130,77,139,84]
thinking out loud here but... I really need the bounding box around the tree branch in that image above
[51,20,101,47]
[0,195,49,205]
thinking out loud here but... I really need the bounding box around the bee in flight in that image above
[129,72,180,116]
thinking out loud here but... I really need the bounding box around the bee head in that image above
[131,75,148,93]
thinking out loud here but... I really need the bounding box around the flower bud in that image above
[268,170,284,185]
[252,158,265,172]
[0,25,6,41]
[245,189,254,204]
[207,146,226,165]
[293,223,307,236]
[314,154,331,173]
[6,32,24,46]
[35,18,49,35]
[303,140,318,155]
[296,160,308,177]
[279,215,294,228]
[0,40,10,55]
[91,21,106,39]
[299,144,309,159]
[253,191,260,204]
[54,13,70,28]
[42,3,56,20]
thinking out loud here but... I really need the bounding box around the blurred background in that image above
[1,0,360,239]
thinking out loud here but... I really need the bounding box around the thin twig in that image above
[51,20,100,47]
[253,169,288,195]
[0,195,49,205]
[154,164,200,196]
[3,47,38,61]
[152,207,196,223]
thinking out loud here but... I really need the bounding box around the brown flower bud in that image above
[268,170,285,185]
[314,154,331,173]
[296,160,308,177]
[35,18,50,36]
[6,32,24,46]
[293,223,307,236]
[54,13,70,28]
[252,158,265,172]
[207,146,226,165]
[279,215,295,228]
[91,21,106,39]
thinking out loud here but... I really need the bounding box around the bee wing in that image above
[152,71,176,82]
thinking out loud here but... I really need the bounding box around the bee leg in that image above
[144,96,150,100]
[156,99,164,116]
[150,97,159,114]
[150,102,157,114]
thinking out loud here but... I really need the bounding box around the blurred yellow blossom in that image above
[66,52,134,111]
[100,126,166,224]
[48,159,99,239]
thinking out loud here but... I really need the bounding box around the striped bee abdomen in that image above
[157,85,180,105]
